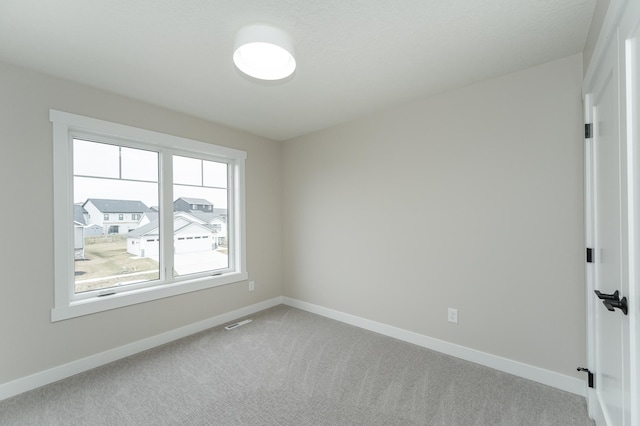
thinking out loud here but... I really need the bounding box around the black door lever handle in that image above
[595,290,628,315]
[603,297,628,315]
[594,290,619,300]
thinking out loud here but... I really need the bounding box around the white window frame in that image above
[51,110,248,321]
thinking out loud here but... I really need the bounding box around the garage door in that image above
[174,235,211,253]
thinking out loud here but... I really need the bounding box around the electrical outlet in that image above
[448,308,458,324]
[248,281,255,291]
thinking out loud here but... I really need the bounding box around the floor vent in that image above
[224,319,252,330]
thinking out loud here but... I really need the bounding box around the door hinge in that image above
[585,123,593,139]
[586,247,593,263]
[577,367,594,388]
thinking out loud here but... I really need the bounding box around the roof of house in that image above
[128,212,214,238]
[127,221,158,238]
[175,197,213,206]
[188,211,226,224]
[84,198,150,213]
[73,204,88,225]
[142,211,159,223]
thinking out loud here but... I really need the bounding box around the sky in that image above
[73,139,228,209]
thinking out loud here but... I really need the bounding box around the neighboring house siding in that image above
[210,217,227,246]
[128,236,159,257]
[74,223,85,260]
[83,202,105,229]
[187,211,227,246]
[174,197,214,213]
[84,224,103,236]
[82,199,150,235]
[127,213,215,257]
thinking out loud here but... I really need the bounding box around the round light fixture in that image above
[233,24,296,81]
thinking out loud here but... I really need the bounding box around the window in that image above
[51,110,247,321]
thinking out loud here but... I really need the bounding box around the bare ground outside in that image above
[75,235,159,293]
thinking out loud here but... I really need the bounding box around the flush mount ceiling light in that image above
[233,24,296,81]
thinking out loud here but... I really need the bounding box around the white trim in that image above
[0,297,283,402]
[49,109,247,160]
[584,93,603,422]
[584,0,628,92]
[2,296,586,402]
[51,271,249,322]
[282,297,586,396]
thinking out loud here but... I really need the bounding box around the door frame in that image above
[583,0,640,424]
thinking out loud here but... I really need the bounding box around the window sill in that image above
[51,271,248,322]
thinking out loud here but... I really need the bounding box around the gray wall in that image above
[0,52,587,388]
[282,54,586,378]
[0,61,282,384]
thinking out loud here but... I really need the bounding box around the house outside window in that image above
[51,110,247,321]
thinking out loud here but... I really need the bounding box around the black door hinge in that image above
[586,248,593,263]
[577,367,594,388]
[585,123,593,139]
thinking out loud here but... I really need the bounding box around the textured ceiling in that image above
[0,0,596,141]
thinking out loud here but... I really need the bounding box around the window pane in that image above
[73,139,160,294]
[121,147,158,182]
[203,160,227,188]
[173,155,202,186]
[73,139,119,178]
[173,155,229,276]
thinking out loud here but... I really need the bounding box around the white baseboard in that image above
[1,295,585,402]
[0,296,283,402]
[282,297,586,397]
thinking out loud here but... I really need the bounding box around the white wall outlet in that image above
[248,281,255,291]
[448,308,458,324]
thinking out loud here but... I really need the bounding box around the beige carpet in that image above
[0,305,594,425]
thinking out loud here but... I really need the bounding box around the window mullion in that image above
[159,150,174,281]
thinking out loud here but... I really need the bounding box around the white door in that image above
[585,4,636,423]
[591,58,629,425]
[627,10,640,424]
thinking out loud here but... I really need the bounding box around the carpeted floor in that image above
[0,305,594,425]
